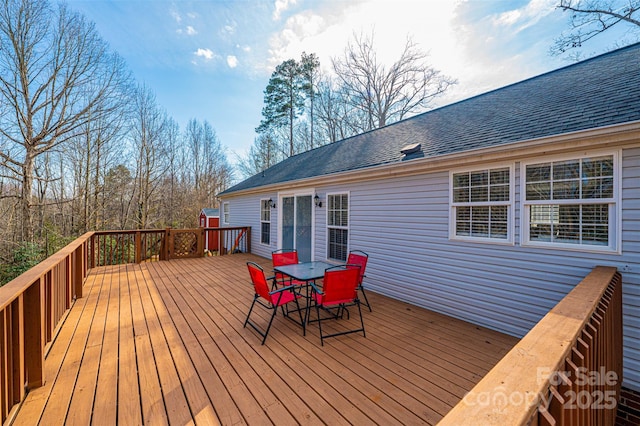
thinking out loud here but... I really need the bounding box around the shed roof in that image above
[220,42,640,196]
[200,208,219,217]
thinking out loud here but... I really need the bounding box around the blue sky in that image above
[67,0,635,165]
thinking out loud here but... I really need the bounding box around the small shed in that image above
[199,208,219,251]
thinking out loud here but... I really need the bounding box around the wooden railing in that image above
[0,226,250,422]
[89,227,251,267]
[439,266,622,426]
[0,233,90,424]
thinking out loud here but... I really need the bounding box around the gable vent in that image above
[401,143,421,155]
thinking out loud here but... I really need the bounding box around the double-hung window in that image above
[522,153,619,252]
[222,202,230,225]
[450,166,513,242]
[260,199,271,245]
[327,193,349,261]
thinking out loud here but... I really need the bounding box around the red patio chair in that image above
[347,250,372,311]
[272,249,306,287]
[307,265,365,346]
[244,262,304,344]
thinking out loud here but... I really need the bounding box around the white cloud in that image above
[265,0,460,75]
[227,55,238,68]
[273,0,297,21]
[194,48,215,60]
[171,10,182,24]
[177,25,197,36]
[494,0,557,33]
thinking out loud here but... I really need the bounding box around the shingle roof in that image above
[200,208,219,217]
[221,42,640,196]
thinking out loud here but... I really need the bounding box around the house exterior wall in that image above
[222,147,640,392]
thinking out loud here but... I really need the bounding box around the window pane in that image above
[453,172,469,188]
[454,187,469,203]
[490,222,507,238]
[531,205,558,224]
[553,180,580,199]
[526,164,550,182]
[261,222,270,244]
[328,228,348,261]
[490,205,508,222]
[490,184,509,201]
[530,223,552,242]
[470,186,488,202]
[583,156,613,178]
[555,223,580,243]
[583,177,613,199]
[470,171,488,186]
[526,182,550,200]
[582,225,609,245]
[471,206,489,237]
[455,207,470,236]
[490,168,509,185]
[553,160,579,180]
[559,205,580,224]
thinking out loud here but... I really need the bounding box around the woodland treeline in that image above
[0,0,232,282]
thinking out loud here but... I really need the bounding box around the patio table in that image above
[273,261,337,283]
[273,261,341,332]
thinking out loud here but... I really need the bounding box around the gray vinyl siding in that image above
[226,193,279,259]
[223,147,640,392]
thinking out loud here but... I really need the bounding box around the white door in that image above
[280,194,313,262]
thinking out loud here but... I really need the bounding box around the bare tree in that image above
[185,119,232,210]
[332,32,456,130]
[552,0,640,55]
[129,84,170,229]
[0,0,131,241]
[236,133,282,179]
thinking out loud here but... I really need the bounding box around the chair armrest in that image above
[269,285,297,295]
[308,281,323,295]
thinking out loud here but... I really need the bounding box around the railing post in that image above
[162,228,171,260]
[135,231,142,264]
[218,228,225,256]
[24,278,44,389]
[246,227,251,253]
[12,297,25,405]
[89,234,95,269]
[73,245,83,299]
[197,228,205,257]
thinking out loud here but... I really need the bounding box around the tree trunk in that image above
[21,154,35,242]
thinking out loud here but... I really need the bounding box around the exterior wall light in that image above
[314,194,322,208]
[268,198,276,208]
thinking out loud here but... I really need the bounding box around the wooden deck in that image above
[14,254,518,425]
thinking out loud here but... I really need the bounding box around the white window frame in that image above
[449,164,515,245]
[326,192,350,262]
[222,202,230,225]
[520,150,621,254]
[260,199,271,245]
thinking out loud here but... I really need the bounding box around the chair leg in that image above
[243,296,259,328]
[315,304,324,346]
[359,286,372,312]
[260,305,280,345]
[356,300,366,337]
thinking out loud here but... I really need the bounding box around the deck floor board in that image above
[15,254,518,425]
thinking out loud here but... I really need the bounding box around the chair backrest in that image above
[347,250,368,285]
[322,265,361,305]
[272,249,299,267]
[247,262,271,301]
